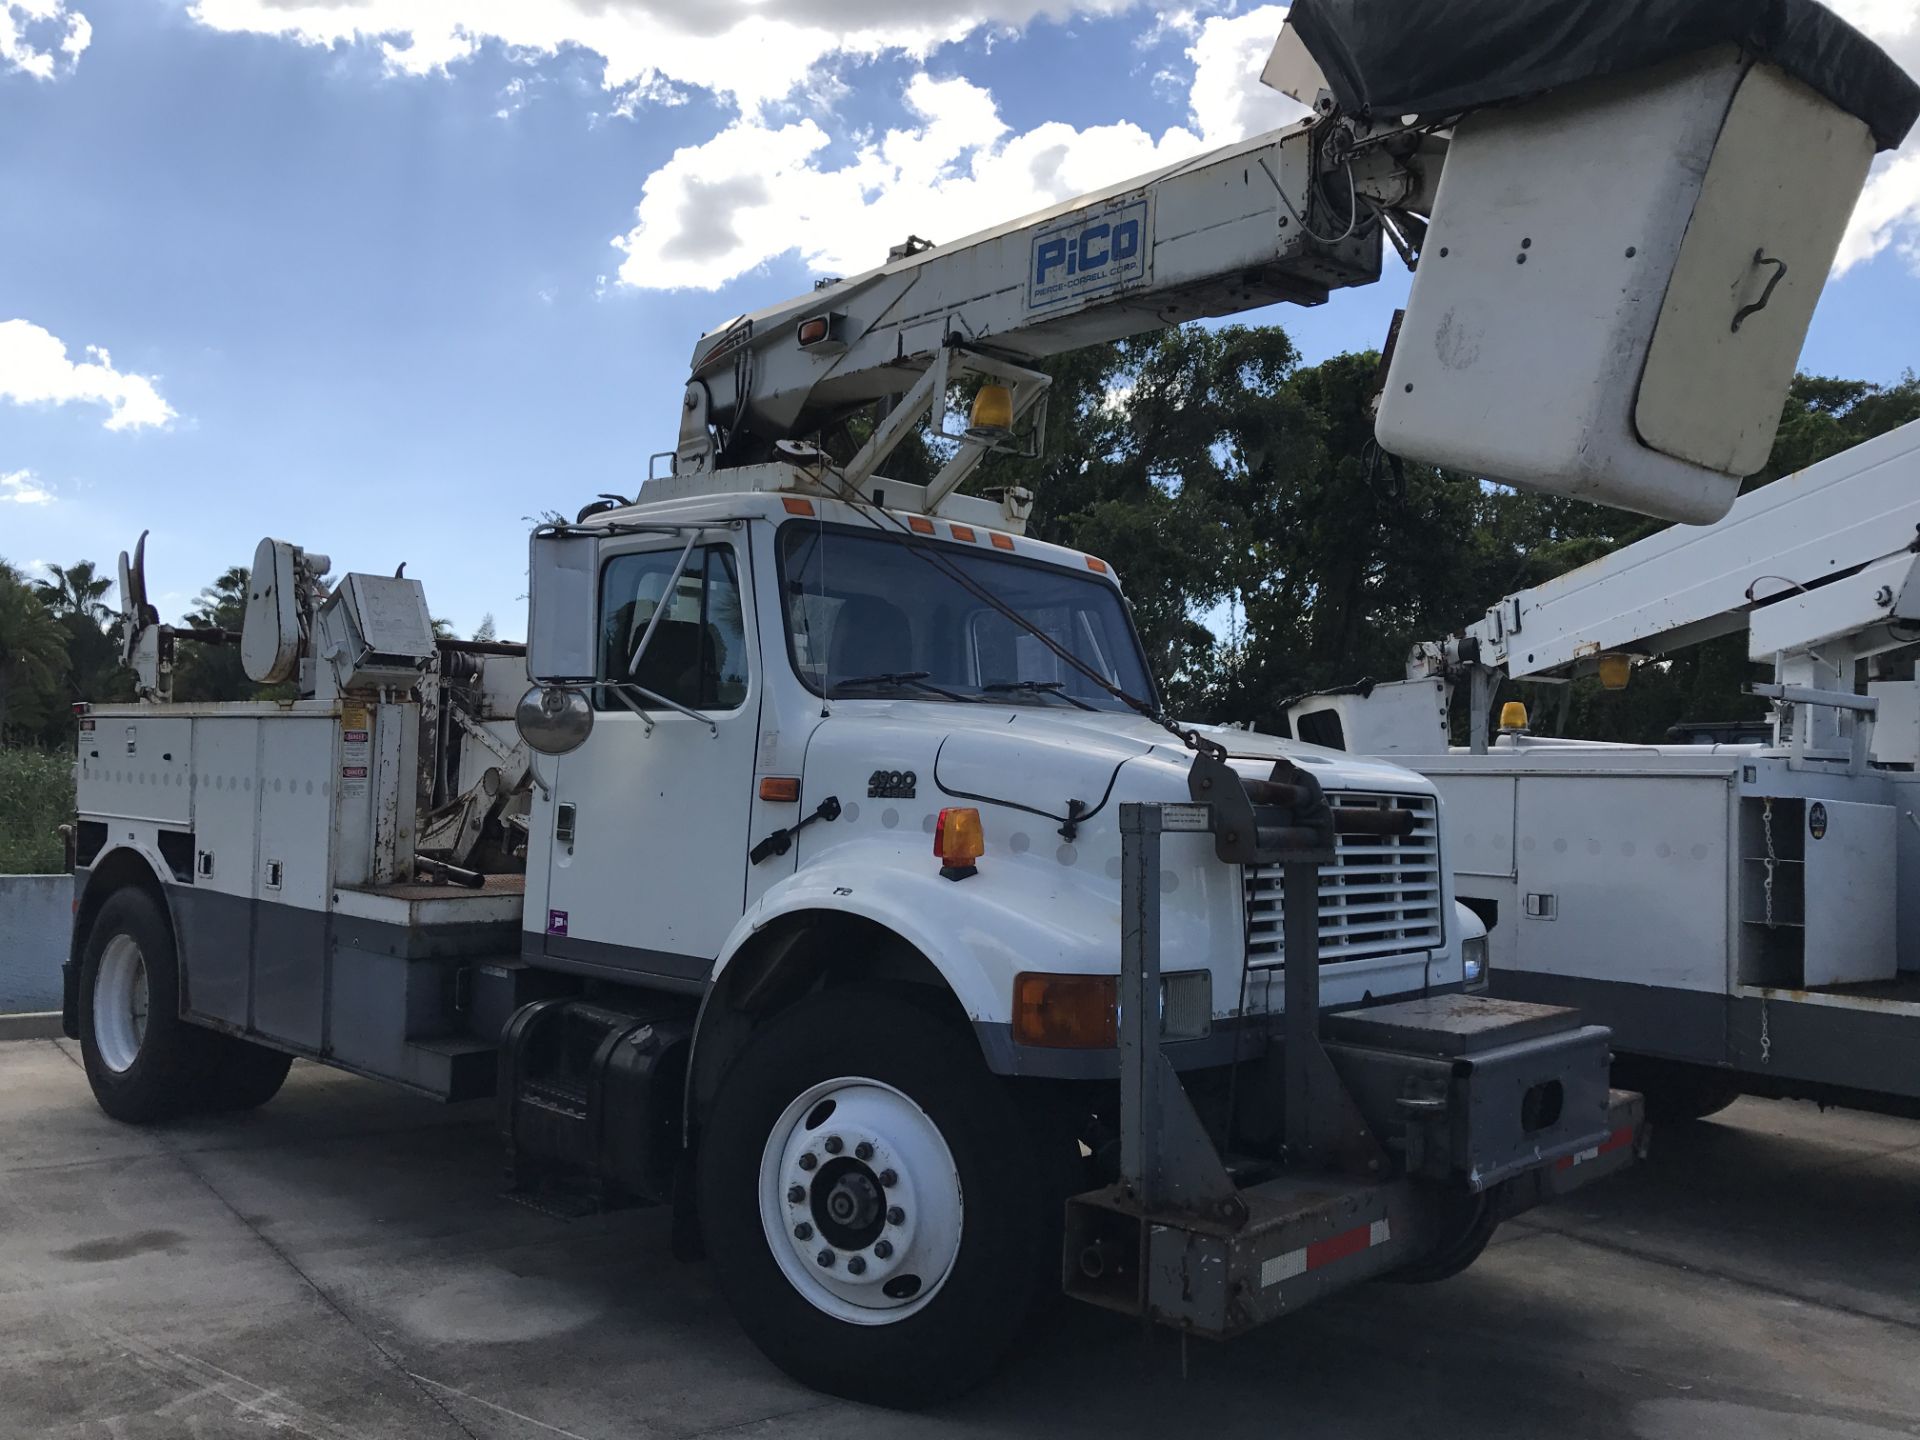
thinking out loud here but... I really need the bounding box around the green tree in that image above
[171,565,256,702]
[0,561,68,741]
[34,560,113,624]
[26,558,135,743]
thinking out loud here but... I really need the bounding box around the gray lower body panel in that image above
[168,885,516,1099]
[1493,969,1920,1106]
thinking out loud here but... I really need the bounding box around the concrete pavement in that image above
[3,1036,1917,1439]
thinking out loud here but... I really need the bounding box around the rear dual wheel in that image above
[699,985,1053,1408]
[79,888,292,1123]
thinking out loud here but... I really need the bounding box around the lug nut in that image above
[873,1239,894,1260]
[823,1136,843,1155]
[794,1222,813,1241]
[817,1248,835,1268]
[787,1184,806,1204]
[887,1206,905,1226]
[878,1168,898,1187]
[798,1153,817,1171]
[847,1255,867,1275]
[854,1141,874,1161]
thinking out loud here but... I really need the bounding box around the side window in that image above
[598,546,749,711]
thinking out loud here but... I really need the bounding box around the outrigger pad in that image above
[1288,0,1919,151]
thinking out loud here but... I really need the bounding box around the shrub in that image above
[0,747,74,874]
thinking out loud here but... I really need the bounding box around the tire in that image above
[1389,1189,1500,1285]
[204,1036,295,1112]
[698,984,1050,1408]
[1614,1057,1741,1124]
[78,888,220,1124]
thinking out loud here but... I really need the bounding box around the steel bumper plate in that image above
[1063,1089,1647,1339]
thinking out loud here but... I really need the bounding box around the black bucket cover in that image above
[1288,0,1920,151]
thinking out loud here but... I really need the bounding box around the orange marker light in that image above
[759,776,801,802]
[907,515,935,534]
[1013,973,1119,1049]
[782,496,816,516]
[989,532,1014,551]
[949,524,976,543]
[1085,556,1108,574]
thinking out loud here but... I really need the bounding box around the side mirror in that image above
[527,528,600,685]
[515,684,594,756]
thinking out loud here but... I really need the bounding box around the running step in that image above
[404,1035,497,1102]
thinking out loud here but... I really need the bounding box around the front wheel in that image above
[699,985,1050,1408]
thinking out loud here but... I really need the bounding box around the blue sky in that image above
[3,0,1917,639]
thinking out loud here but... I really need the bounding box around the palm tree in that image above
[185,565,251,632]
[34,560,113,625]
[0,561,68,739]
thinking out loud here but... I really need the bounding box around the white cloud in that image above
[1185,4,1302,144]
[1,468,53,505]
[188,0,1144,114]
[612,7,1304,291]
[1,0,89,79]
[1829,0,1920,274]
[0,319,176,431]
[612,72,1201,290]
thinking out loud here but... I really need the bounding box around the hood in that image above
[817,699,1437,824]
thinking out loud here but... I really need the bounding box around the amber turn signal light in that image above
[1012,972,1118,1049]
[759,776,801,802]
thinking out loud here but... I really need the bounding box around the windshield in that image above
[778,522,1155,713]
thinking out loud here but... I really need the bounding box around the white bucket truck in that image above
[59,1,1914,1405]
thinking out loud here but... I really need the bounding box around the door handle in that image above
[556,802,577,850]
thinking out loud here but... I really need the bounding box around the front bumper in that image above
[1066,1087,1646,1337]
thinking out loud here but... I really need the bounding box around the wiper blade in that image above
[827,671,974,702]
[981,680,1098,711]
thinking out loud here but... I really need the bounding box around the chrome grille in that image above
[1243,791,1442,966]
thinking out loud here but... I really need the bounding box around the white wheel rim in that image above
[93,933,149,1074]
[758,1077,964,1326]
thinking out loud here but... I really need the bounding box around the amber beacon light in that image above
[933,806,984,879]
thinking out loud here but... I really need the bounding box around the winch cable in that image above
[806,461,1228,761]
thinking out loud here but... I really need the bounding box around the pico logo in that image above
[1027,197,1149,311]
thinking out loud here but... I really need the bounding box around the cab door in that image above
[539,534,761,985]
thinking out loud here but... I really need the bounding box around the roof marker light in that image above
[783,497,815,516]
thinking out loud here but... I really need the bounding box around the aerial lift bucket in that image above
[1279,0,1919,525]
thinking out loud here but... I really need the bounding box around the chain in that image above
[1168,719,1228,761]
[1761,797,1777,929]
[1759,996,1771,1066]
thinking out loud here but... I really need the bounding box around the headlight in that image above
[1160,970,1212,1041]
[1461,936,1489,991]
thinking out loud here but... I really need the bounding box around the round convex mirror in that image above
[515,685,594,755]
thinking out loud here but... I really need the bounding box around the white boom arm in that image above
[670,12,1908,528]
[1450,422,1920,684]
[674,113,1431,499]
[1367,421,1920,763]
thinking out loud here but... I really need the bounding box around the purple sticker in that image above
[547,909,568,936]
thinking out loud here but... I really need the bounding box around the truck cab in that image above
[522,463,1474,1069]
